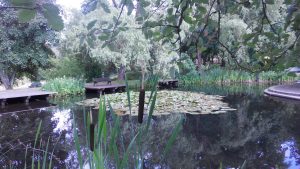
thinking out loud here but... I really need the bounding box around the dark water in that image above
[0,85,300,169]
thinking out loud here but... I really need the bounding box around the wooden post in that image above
[25,96,31,105]
[1,99,6,108]
[98,90,103,96]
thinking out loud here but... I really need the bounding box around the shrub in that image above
[40,57,85,80]
[179,67,297,85]
[42,77,85,96]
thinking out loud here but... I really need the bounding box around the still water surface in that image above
[0,85,300,169]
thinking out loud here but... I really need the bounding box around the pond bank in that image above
[264,83,300,100]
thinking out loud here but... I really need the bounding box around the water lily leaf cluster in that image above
[77,90,236,116]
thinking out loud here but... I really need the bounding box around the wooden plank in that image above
[0,88,56,100]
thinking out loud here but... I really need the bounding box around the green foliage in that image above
[0,8,56,89]
[177,54,198,77]
[7,0,64,31]
[69,80,182,169]
[179,67,297,85]
[41,57,85,80]
[41,3,64,31]
[42,77,85,96]
[61,8,179,80]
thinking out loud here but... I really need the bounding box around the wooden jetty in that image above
[85,79,178,94]
[85,83,126,94]
[0,88,56,107]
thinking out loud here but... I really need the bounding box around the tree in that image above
[0,9,56,89]
[82,0,300,72]
[60,7,179,80]
[0,0,64,31]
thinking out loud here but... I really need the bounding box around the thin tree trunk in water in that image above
[255,73,260,82]
[0,69,14,90]
[118,65,125,81]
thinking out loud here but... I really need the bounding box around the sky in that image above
[56,0,84,10]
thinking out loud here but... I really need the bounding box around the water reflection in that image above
[0,86,299,169]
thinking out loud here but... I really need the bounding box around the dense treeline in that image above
[0,0,299,89]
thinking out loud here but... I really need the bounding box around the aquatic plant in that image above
[71,77,182,168]
[179,67,298,85]
[42,77,85,96]
[3,78,182,169]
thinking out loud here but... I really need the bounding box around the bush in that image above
[41,57,84,80]
[42,77,85,96]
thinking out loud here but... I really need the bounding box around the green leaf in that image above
[125,0,134,15]
[198,6,207,13]
[167,8,173,15]
[265,0,274,4]
[42,3,64,31]
[183,15,194,24]
[163,118,183,157]
[10,0,35,6]
[263,32,275,39]
[87,20,97,30]
[141,0,151,7]
[18,9,36,22]
[100,2,111,13]
[243,33,255,41]
[98,34,109,41]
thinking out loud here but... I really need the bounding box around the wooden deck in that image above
[0,88,56,107]
[85,83,126,94]
[264,83,300,100]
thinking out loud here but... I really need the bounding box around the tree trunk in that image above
[118,65,125,81]
[0,69,15,90]
[196,49,202,71]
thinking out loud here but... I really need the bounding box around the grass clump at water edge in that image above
[42,77,85,96]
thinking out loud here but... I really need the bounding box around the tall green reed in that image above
[71,75,183,169]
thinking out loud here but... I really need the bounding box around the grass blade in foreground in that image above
[73,114,83,169]
[31,120,42,169]
[163,117,183,157]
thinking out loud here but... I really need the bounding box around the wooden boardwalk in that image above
[264,83,300,100]
[85,83,126,94]
[85,79,178,94]
[0,88,56,107]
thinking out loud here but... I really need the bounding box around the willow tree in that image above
[61,5,179,80]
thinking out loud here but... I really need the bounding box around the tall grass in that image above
[4,78,182,168]
[70,76,183,169]
[180,67,298,86]
[42,77,85,96]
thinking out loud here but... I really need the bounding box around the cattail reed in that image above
[138,69,145,123]
[89,111,94,151]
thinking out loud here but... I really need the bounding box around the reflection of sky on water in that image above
[51,109,73,139]
[281,139,300,169]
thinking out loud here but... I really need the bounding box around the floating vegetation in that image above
[77,90,236,116]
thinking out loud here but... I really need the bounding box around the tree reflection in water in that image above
[0,86,300,169]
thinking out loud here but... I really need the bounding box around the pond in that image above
[0,84,300,169]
